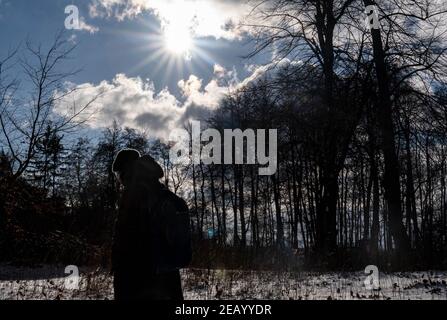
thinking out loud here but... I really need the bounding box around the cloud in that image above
[78,17,99,34]
[239,58,303,88]
[88,0,145,20]
[88,0,250,40]
[55,74,181,139]
[178,75,228,109]
[54,65,239,140]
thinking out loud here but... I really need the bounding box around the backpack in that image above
[149,189,192,273]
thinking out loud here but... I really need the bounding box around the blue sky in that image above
[0,0,268,139]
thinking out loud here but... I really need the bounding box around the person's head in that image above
[112,149,164,187]
[112,149,141,187]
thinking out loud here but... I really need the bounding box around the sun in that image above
[164,24,193,57]
[160,1,196,60]
[124,0,216,80]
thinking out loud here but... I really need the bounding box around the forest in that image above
[1,0,447,276]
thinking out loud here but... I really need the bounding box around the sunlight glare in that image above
[164,23,193,56]
[161,1,195,59]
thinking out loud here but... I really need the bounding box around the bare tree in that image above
[245,0,365,258]
[0,47,19,134]
[0,32,101,181]
[361,0,447,256]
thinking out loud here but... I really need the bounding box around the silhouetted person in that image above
[112,149,191,300]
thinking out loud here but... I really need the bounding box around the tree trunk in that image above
[404,117,419,247]
[315,169,338,255]
[221,164,227,245]
[192,164,200,239]
[370,156,380,260]
[363,0,410,257]
[272,173,284,248]
[238,166,246,247]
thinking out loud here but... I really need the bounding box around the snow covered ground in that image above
[1,264,446,300]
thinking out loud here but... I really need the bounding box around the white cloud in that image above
[178,64,238,109]
[78,17,99,34]
[179,75,224,109]
[54,65,242,140]
[88,0,250,40]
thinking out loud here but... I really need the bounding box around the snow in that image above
[0,264,446,300]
